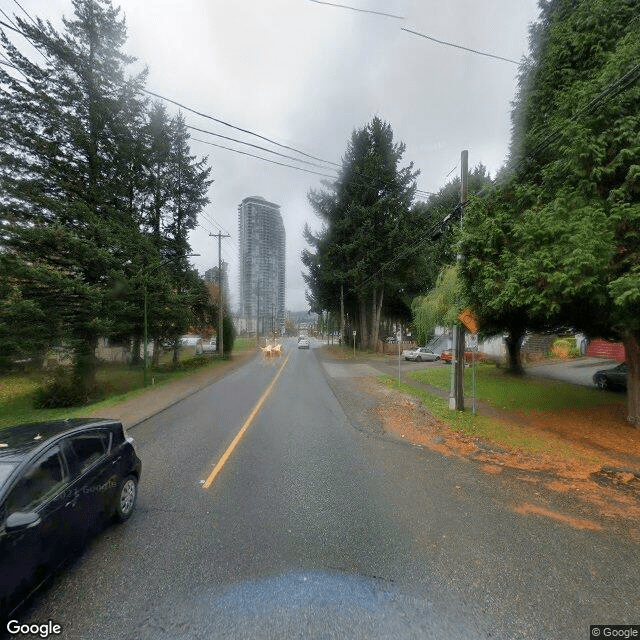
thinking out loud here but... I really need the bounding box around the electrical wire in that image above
[401,27,520,65]
[0,9,49,62]
[0,10,19,31]
[191,136,338,180]
[13,0,38,28]
[143,89,338,168]
[513,60,640,172]
[355,202,463,290]
[186,123,334,171]
[307,0,404,20]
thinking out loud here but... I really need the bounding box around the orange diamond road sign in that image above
[458,308,479,334]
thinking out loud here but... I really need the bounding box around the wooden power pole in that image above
[452,150,468,411]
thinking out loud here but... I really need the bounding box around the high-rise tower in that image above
[238,196,285,334]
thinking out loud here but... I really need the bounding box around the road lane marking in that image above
[202,352,291,489]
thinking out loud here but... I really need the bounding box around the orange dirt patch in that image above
[482,464,504,475]
[513,503,602,531]
[362,377,640,536]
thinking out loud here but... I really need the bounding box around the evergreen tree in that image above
[303,117,418,349]
[0,0,148,400]
[461,0,640,422]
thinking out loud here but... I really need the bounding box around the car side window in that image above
[4,447,67,515]
[68,432,108,473]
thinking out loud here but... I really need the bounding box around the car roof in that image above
[0,418,122,461]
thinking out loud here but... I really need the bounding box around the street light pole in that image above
[143,283,149,386]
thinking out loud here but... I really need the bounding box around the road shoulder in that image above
[317,345,640,539]
[89,349,257,429]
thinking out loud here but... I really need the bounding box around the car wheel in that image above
[416,356,422,362]
[595,376,608,390]
[114,475,138,523]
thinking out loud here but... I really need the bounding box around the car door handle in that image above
[65,496,78,508]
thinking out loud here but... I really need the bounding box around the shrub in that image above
[222,315,235,356]
[33,369,104,408]
[550,337,580,359]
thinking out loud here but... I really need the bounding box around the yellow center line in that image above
[202,351,291,489]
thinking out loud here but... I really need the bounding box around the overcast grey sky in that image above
[2,0,540,310]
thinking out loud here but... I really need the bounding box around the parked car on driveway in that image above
[0,418,142,621]
[179,335,203,355]
[201,338,217,353]
[440,349,483,363]
[593,362,627,391]
[403,347,440,362]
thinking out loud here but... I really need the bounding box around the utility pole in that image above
[340,283,345,344]
[210,232,230,356]
[453,150,468,411]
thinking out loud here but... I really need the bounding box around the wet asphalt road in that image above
[13,339,639,639]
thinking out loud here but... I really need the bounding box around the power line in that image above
[0,12,341,171]
[0,15,22,34]
[143,88,338,168]
[0,10,49,63]
[186,123,334,171]
[401,27,520,65]
[13,0,38,28]
[191,136,337,180]
[307,0,404,20]
[357,202,463,290]
[515,60,640,170]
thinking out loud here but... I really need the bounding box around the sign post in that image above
[397,330,402,385]
[458,308,480,415]
[352,330,356,358]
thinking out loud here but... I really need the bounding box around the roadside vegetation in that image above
[302,0,640,426]
[0,342,255,430]
[0,0,235,409]
[378,375,595,461]
[406,365,625,414]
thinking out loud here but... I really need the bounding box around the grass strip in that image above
[406,364,624,413]
[378,375,594,461]
[0,355,235,429]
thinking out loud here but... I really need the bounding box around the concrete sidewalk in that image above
[89,349,257,429]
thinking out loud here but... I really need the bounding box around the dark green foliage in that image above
[460,0,640,415]
[0,0,148,394]
[222,315,236,357]
[33,368,104,408]
[0,0,213,403]
[303,117,419,348]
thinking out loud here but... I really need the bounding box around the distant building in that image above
[204,262,229,308]
[238,196,285,333]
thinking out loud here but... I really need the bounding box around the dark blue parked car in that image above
[593,362,628,391]
[0,418,141,621]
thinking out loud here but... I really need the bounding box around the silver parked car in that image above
[404,347,440,362]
